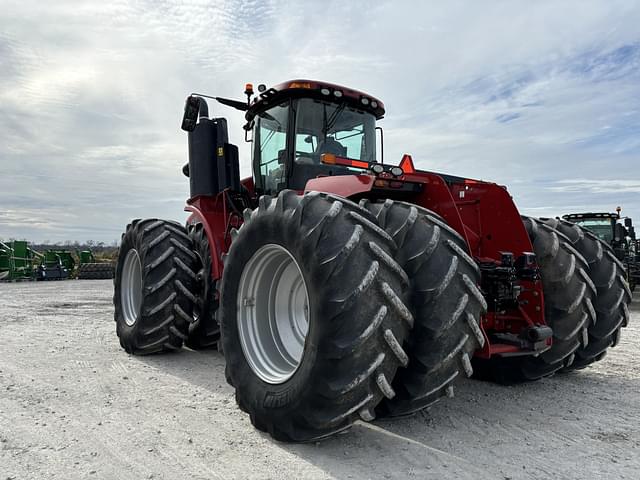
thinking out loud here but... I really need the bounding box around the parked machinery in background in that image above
[0,241,41,281]
[563,207,640,292]
[1,243,116,281]
[35,249,74,280]
[76,249,115,280]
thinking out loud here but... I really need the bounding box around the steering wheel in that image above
[295,151,316,165]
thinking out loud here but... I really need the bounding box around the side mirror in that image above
[614,223,627,242]
[277,149,287,165]
[625,218,632,228]
[181,96,209,132]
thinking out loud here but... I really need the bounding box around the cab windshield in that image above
[251,97,378,194]
[294,98,376,166]
[574,219,614,243]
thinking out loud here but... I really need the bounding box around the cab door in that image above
[252,101,291,195]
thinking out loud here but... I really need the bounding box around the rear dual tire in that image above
[478,216,596,383]
[185,223,221,350]
[362,200,486,416]
[114,219,198,354]
[542,218,631,370]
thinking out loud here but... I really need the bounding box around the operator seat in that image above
[317,137,347,157]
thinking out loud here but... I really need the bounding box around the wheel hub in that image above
[237,244,310,384]
[121,249,143,327]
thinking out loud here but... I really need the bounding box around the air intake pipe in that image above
[181,96,240,198]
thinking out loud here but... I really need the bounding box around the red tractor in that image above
[113,80,631,442]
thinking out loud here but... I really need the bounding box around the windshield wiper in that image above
[260,129,277,150]
[323,103,346,135]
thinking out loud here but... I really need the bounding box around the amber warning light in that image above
[289,81,312,89]
[320,153,369,169]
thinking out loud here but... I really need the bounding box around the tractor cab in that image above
[244,80,384,195]
[562,212,619,244]
[562,210,636,248]
[180,79,387,199]
[564,209,640,291]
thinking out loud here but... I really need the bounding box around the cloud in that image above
[1,0,640,242]
[550,179,640,194]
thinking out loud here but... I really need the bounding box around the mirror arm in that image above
[192,92,248,111]
[216,96,249,111]
[243,121,254,143]
[376,126,384,164]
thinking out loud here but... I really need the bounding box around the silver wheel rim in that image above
[237,244,310,384]
[121,249,143,327]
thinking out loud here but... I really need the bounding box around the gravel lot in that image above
[1,280,639,479]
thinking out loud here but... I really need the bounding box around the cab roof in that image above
[563,212,618,220]
[246,79,385,121]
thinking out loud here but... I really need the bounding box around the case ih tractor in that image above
[113,80,631,442]
[563,209,640,292]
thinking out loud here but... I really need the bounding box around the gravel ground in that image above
[1,280,639,479]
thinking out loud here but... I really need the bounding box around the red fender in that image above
[304,174,375,197]
[185,194,230,282]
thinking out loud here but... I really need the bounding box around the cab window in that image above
[253,102,289,194]
[293,98,376,165]
[574,219,614,243]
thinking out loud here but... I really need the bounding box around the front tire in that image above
[114,219,198,354]
[220,191,412,442]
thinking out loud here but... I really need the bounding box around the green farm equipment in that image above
[562,208,640,292]
[0,241,40,281]
[78,250,94,265]
[77,249,115,280]
[1,243,114,281]
[35,249,74,280]
[0,243,10,280]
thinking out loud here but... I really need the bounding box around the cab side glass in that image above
[253,103,289,194]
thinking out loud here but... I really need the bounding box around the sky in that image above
[1,0,639,243]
